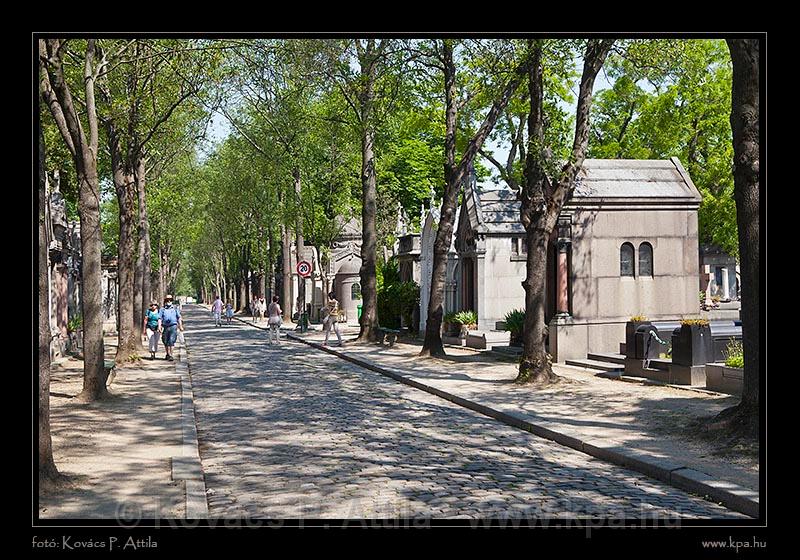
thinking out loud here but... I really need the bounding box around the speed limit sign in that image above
[296,260,312,278]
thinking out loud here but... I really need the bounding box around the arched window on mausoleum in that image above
[639,242,653,277]
[620,243,635,277]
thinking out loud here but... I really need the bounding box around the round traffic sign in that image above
[296,260,312,277]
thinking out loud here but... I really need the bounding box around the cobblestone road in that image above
[182,306,743,520]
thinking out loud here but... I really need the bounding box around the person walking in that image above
[158,294,183,361]
[258,297,266,323]
[251,295,258,322]
[143,302,161,360]
[225,302,234,324]
[323,291,343,347]
[211,294,223,327]
[267,296,282,345]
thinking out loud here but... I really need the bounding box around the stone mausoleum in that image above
[295,216,363,326]
[412,158,702,362]
[699,244,739,302]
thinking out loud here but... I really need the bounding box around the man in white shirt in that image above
[211,295,223,327]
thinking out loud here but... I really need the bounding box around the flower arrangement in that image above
[724,338,744,368]
[680,318,710,327]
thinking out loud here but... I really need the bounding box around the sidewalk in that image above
[39,337,195,519]
[246,316,758,517]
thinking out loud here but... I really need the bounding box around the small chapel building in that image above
[415,157,703,362]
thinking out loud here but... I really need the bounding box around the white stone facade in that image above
[418,207,460,333]
[421,158,703,362]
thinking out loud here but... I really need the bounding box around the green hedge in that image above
[377,281,420,331]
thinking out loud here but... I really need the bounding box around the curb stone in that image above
[285,331,759,519]
[669,468,759,518]
[171,340,208,519]
[593,370,731,397]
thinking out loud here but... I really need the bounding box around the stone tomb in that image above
[438,158,702,363]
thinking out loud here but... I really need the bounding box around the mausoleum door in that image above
[545,231,557,322]
[462,257,475,313]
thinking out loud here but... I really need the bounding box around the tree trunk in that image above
[724,39,760,431]
[133,158,151,350]
[157,243,167,303]
[294,167,306,318]
[356,122,379,342]
[39,124,59,484]
[421,39,532,357]
[517,39,613,384]
[153,265,163,307]
[169,261,180,296]
[77,162,107,399]
[40,38,108,401]
[421,40,458,357]
[355,41,380,343]
[267,226,275,301]
[268,272,275,302]
[113,169,138,363]
[108,125,138,364]
[259,271,266,302]
[517,226,558,383]
[420,171,459,356]
[238,246,247,312]
[133,252,144,351]
[420,236,450,356]
[281,224,292,320]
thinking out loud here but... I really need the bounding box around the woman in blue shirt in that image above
[143,302,161,360]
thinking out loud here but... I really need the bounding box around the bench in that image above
[466,330,511,350]
[377,326,401,347]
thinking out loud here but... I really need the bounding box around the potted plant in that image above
[672,318,712,367]
[455,310,478,337]
[439,311,466,345]
[503,309,525,347]
[67,314,83,352]
[706,338,744,394]
[625,315,650,359]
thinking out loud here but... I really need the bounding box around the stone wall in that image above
[571,208,699,324]
[475,236,526,331]
[554,207,700,359]
[456,206,700,360]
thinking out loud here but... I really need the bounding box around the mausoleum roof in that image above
[469,157,702,235]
